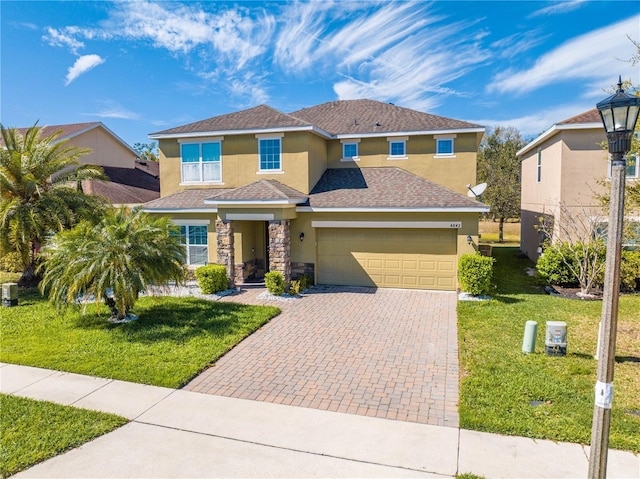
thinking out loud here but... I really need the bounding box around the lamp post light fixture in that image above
[588,77,640,479]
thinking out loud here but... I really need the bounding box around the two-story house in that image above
[143,100,488,291]
[518,109,639,262]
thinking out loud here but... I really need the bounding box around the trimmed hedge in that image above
[194,264,228,294]
[458,253,495,296]
[265,271,286,295]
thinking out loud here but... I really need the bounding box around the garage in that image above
[316,228,457,290]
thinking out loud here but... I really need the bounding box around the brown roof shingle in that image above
[143,189,232,210]
[207,180,307,203]
[151,105,312,136]
[309,167,486,209]
[558,108,601,125]
[290,99,483,135]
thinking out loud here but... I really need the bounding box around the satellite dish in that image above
[466,183,487,199]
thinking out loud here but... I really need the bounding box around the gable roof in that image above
[306,167,487,211]
[149,100,484,140]
[4,122,139,158]
[290,99,484,136]
[205,180,308,205]
[149,105,328,139]
[517,108,604,157]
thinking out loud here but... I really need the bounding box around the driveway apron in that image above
[185,285,459,427]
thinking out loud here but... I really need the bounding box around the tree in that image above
[0,123,107,284]
[133,142,159,162]
[477,126,527,242]
[39,207,186,321]
[536,203,607,296]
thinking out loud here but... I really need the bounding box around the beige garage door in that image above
[317,228,457,290]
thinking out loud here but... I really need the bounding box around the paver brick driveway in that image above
[185,285,459,427]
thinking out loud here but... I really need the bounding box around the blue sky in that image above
[1,1,639,147]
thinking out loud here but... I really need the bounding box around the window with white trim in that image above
[436,138,454,156]
[173,225,208,266]
[536,149,542,183]
[388,139,406,159]
[608,154,638,179]
[181,142,221,183]
[258,137,281,171]
[343,142,358,160]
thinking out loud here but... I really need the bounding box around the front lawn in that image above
[0,290,280,388]
[0,394,128,477]
[458,247,640,452]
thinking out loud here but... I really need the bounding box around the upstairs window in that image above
[537,149,542,183]
[436,138,454,156]
[258,137,282,171]
[387,137,407,159]
[181,141,221,183]
[343,142,358,160]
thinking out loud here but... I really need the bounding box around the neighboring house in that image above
[518,109,639,262]
[143,99,488,291]
[11,122,160,207]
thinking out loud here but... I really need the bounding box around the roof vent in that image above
[375,121,381,127]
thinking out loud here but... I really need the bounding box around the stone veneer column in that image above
[216,219,235,287]
[268,220,291,282]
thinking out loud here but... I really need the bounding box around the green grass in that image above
[0,394,127,477]
[458,247,640,452]
[0,290,280,388]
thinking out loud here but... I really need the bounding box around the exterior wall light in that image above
[466,234,472,245]
[589,76,640,479]
[299,232,305,242]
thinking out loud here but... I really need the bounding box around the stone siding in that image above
[268,220,291,282]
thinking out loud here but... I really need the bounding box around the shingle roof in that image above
[290,99,483,135]
[308,168,486,209]
[207,180,308,203]
[151,105,312,136]
[558,108,601,125]
[9,122,101,140]
[142,189,232,210]
[82,164,160,205]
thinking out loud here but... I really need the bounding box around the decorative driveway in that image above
[184,285,459,427]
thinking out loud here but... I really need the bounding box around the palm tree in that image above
[0,123,107,284]
[39,207,186,321]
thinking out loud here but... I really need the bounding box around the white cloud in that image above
[529,0,587,18]
[44,26,85,54]
[491,30,548,59]
[92,107,140,120]
[65,54,105,86]
[488,15,640,95]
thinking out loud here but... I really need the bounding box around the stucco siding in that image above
[73,127,136,169]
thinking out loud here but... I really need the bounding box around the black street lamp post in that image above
[589,77,640,479]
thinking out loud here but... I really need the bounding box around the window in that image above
[609,154,638,178]
[436,138,454,156]
[537,149,542,183]
[343,142,358,159]
[388,138,407,159]
[181,142,221,183]
[259,138,281,171]
[174,225,208,266]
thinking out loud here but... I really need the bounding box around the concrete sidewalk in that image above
[2,363,638,479]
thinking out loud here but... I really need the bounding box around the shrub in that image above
[289,274,313,295]
[536,244,579,286]
[265,271,286,295]
[620,250,640,292]
[194,264,228,294]
[536,241,606,293]
[458,253,495,296]
[0,251,23,273]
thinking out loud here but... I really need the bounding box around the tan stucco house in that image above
[518,109,639,262]
[143,100,488,291]
[12,122,160,207]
